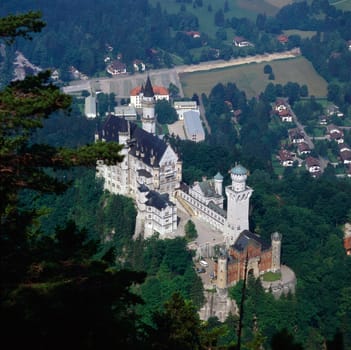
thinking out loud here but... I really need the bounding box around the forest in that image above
[1,3,351,350]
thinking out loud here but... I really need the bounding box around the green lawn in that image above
[180,56,328,99]
[272,156,285,177]
[283,29,317,39]
[310,127,326,137]
[262,271,282,282]
[149,0,290,38]
[331,0,351,11]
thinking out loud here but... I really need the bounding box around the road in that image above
[62,48,301,97]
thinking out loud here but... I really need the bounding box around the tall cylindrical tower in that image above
[214,172,223,195]
[271,232,282,272]
[141,76,156,135]
[216,255,228,290]
[224,164,253,246]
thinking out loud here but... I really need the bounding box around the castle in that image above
[177,164,282,286]
[96,76,182,238]
[96,77,283,287]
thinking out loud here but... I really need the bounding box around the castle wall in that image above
[178,190,225,231]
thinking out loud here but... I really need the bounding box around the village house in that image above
[305,156,321,175]
[297,142,311,156]
[277,34,289,44]
[339,144,351,164]
[326,104,344,118]
[133,60,146,72]
[318,115,328,125]
[278,149,294,167]
[278,109,293,122]
[184,31,201,38]
[233,36,254,47]
[327,124,344,144]
[288,128,305,144]
[107,60,127,75]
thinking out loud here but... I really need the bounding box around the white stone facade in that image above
[136,185,178,239]
[177,165,253,247]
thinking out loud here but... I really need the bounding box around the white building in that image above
[178,165,253,247]
[136,184,178,238]
[96,116,182,198]
[174,100,199,120]
[178,173,226,231]
[130,81,169,109]
[96,79,182,237]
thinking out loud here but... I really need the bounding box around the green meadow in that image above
[180,56,328,98]
[149,0,291,38]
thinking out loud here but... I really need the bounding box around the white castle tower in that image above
[224,164,253,246]
[271,232,282,272]
[141,75,156,135]
[214,172,223,196]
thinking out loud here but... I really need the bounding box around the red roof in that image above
[344,236,351,254]
[130,85,169,96]
[277,35,289,43]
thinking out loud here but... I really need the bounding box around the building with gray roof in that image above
[183,110,205,142]
[84,95,97,119]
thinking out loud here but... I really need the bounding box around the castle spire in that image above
[144,74,154,98]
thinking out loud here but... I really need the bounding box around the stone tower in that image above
[216,255,228,292]
[141,75,156,135]
[271,232,282,272]
[214,172,223,196]
[224,164,253,246]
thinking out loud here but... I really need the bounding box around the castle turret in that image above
[271,232,282,272]
[214,172,223,196]
[216,255,228,296]
[141,75,156,135]
[224,164,253,246]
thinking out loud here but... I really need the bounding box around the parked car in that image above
[196,268,206,273]
[199,260,209,267]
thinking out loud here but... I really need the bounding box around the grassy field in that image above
[331,0,351,11]
[149,0,291,38]
[283,29,317,39]
[180,56,328,99]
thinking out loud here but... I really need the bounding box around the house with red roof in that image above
[288,128,305,144]
[297,142,311,156]
[327,124,344,144]
[305,156,321,176]
[278,149,294,167]
[277,34,289,44]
